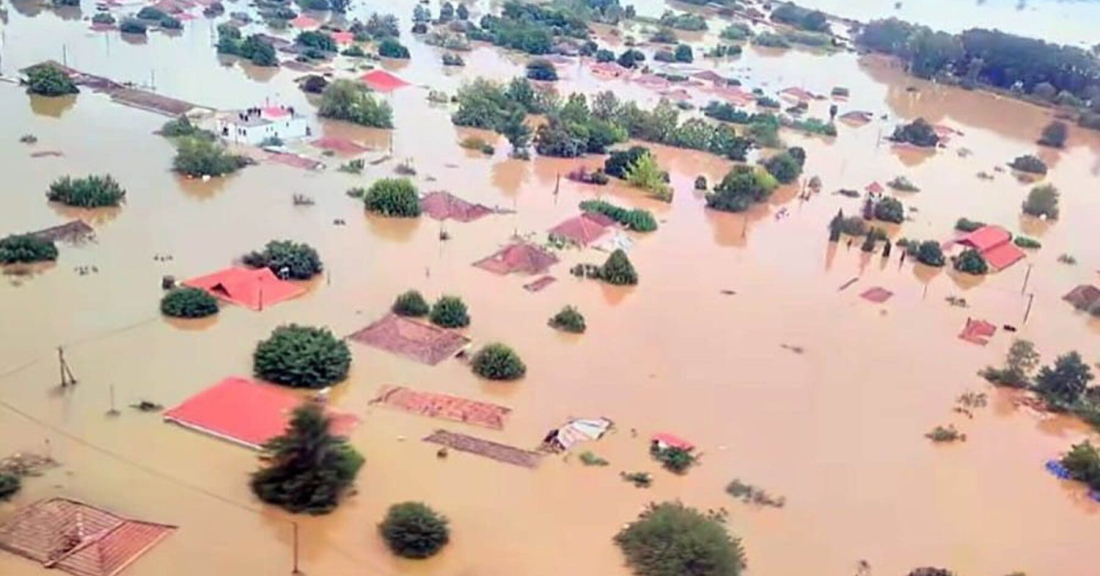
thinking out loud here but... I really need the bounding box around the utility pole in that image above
[291,522,302,574]
[1023,293,1035,324]
[1020,263,1033,294]
[58,347,77,388]
[107,385,120,417]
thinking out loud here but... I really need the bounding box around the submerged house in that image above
[215,105,309,146]
[949,225,1026,271]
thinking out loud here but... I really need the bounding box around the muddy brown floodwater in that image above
[1,2,1099,576]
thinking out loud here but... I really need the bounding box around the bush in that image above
[1038,121,1068,148]
[706,165,777,212]
[0,234,58,264]
[761,151,802,184]
[873,197,905,223]
[1062,441,1100,491]
[600,249,638,285]
[360,178,420,217]
[318,79,394,128]
[242,240,323,280]
[442,52,465,66]
[615,502,745,576]
[579,200,657,232]
[172,136,250,177]
[471,343,526,380]
[1014,236,1041,249]
[1022,184,1059,219]
[429,295,469,328]
[392,290,430,317]
[625,153,671,199]
[378,38,411,59]
[92,12,116,25]
[890,117,939,147]
[379,502,450,559]
[253,325,351,388]
[160,15,182,29]
[296,31,337,52]
[720,22,753,41]
[240,35,279,66]
[161,287,219,318]
[888,176,920,192]
[119,18,148,34]
[525,58,558,81]
[161,115,211,139]
[955,217,985,232]
[753,32,790,48]
[916,240,945,267]
[24,63,79,96]
[674,44,693,63]
[651,27,677,44]
[0,473,20,501]
[604,146,651,179]
[1034,351,1094,407]
[953,248,988,275]
[1009,154,1048,175]
[550,306,586,333]
[251,402,364,514]
[651,445,696,473]
[299,74,328,94]
[46,175,126,208]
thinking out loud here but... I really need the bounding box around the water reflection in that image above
[365,212,420,242]
[29,94,77,118]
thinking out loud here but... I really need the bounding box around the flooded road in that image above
[1,2,1099,576]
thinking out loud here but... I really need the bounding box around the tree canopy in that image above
[46,175,126,208]
[706,165,778,212]
[600,249,638,285]
[379,502,450,559]
[953,248,988,275]
[319,80,394,128]
[242,240,324,280]
[0,234,58,265]
[161,287,219,318]
[1022,184,1059,219]
[550,306,586,333]
[429,295,470,328]
[253,324,351,388]
[1034,351,1094,407]
[24,63,79,96]
[890,118,939,147]
[392,290,430,317]
[360,178,421,217]
[172,136,251,177]
[471,343,527,380]
[615,501,746,576]
[1038,121,1068,148]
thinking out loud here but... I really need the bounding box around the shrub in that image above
[160,115,211,139]
[953,248,988,275]
[525,58,558,81]
[1062,441,1100,491]
[625,153,671,199]
[604,146,651,179]
[46,175,126,208]
[890,118,939,147]
[753,32,790,48]
[600,249,638,285]
[1009,154,1048,175]
[888,176,920,192]
[442,52,465,66]
[1034,351,1094,408]
[651,445,696,474]
[720,22,753,41]
[160,15,182,29]
[0,473,20,501]
[1038,121,1068,148]
[360,178,420,217]
[579,200,657,232]
[378,38,411,59]
[873,197,905,223]
[119,18,148,34]
[319,79,394,128]
[955,217,985,232]
[762,151,802,184]
[615,502,746,576]
[251,402,364,514]
[549,306,586,333]
[1014,236,1041,249]
[92,12,117,25]
[161,287,219,318]
[379,502,450,559]
[916,240,945,267]
[0,234,58,264]
[429,295,469,328]
[24,63,79,96]
[1021,184,1059,219]
[296,31,337,52]
[242,240,323,280]
[471,343,526,380]
[674,44,693,63]
[651,27,677,44]
[299,75,328,94]
[579,451,609,466]
[253,324,351,388]
[172,136,250,177]
[392,290,429,317]
[341,45,366,57]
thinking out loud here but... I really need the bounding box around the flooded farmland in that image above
[0,1,1098,576]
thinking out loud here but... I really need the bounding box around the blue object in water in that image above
[1090,491,1100,503]
[1045,460,1071,480]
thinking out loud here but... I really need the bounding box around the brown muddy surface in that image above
[1,3,1099,576]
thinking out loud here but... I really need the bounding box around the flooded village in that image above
[0,0,1098,575]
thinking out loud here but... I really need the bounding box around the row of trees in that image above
[391,290,471,328]
[216,25,278,67]
[467,1,589,55]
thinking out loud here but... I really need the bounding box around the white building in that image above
[215,106,310,146]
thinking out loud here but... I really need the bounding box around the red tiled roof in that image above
[1063,284,1100,310]
[865,181,884,194]
[348,314,470,365]
[957,225,1011,253]
[473,242,559,275]
[548,213,613,246]
[372,386,511,429]
[651,432,694,451]
[959,319,996,345]
[289,15,318,29]
[163,377,359,449]
[183,267,305,311]
[420,191,494,222]
[0,498,176,576]
[360,69,409,92]
[982,241,1025,271]
[331,31,354,44]
[692,70,726,84]
[781,86,815,101]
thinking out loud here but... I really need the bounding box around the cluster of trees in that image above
[549,305,586,333]
[318,79,394,128]
[467,1,588,55]
[172,136,251,177]
[753,32,790,49]
[161,115,213,139]
[135,6,181,29]
[296,30,337,54]
[242,240,323,280]
[890,118,939,147]
[354,178,421,217]
[651,444,697,473]
[615,502,746,576]
[702,103,783,149]
[534,93,628,158]
[23,63,79,96]
[119,19,148,35]
[579,199,657,232]
[657,10,706,31]
[761,147,805,184]
[46,175,126,208]
[856,19,1100,116]
[1022,184,1060,219]
[392,289,430,317]
[653,44,693,64]
[982,340,1096,422]
[251,402,363,514]
[429,295,470,328]
[720,22,753,42]
[295,0,351,12]
[451,78,553,156]
[872,196,905,223]
[253,324,351,388]
[552,0,631,25]
[351,13,400,41]
[471,343,527,380]
[0,234,58,265]
[706,165,779,213]
[160,287,219,318]
[217,25,278,66]
[770,2,830,33]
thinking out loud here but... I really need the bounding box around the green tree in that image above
[1034,352,1094,407]
[392,290,429,317]
[916,240,945,267]
[0,234,58,264]
[525,58,558,81]
[890,118,939,147]
[46,175,126,208]
[456,3,468,20]
[329,0,349,13]
[706,166,778,212]
[1038,121,1068,148]
[239,35,278,66]
[1009,154,1048,175]
[873,197,905,223]
[1022,184,1059,219]
[500,108,531,158]
[251,402,364,514]
[172,136,250,177]
[429,295,470,328]
[549,306,586,333]
[24,63,80,96]
[0,474,20,501]
[953,248,988,274]
[378,38,411,59]
[296,31,337,52]
[160,287,219,318]
[604,146,651,178]
[361,178,420,217]
[242,240,324,280]
[981,339,1040,388]
[674,44,693,63]
[1061,441,1100,491]
[600,249,638,285]
[625,152,669,199]
[762,151,802,184]
[253,325,352,388]
[471,343,527,380]
[615,501,745,576]
[379,502,450,558]
[319,79,394,128]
